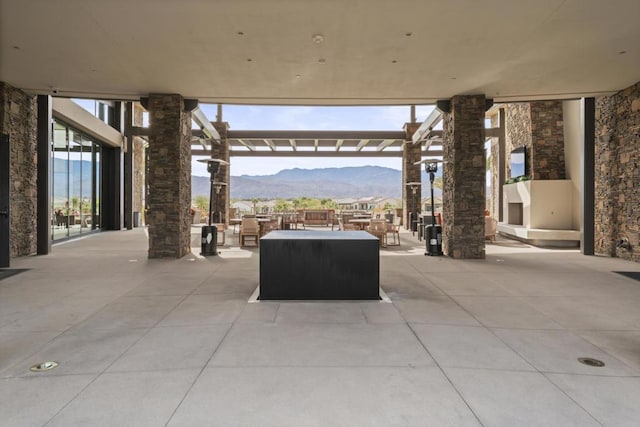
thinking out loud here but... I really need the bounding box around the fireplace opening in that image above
[508,203,523,225]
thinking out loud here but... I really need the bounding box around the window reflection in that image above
[51,119,101,241]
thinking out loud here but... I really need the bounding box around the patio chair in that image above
[341,213,355,229]
[261,219,279,236]
[192,210,202,225]
[282,212,297,230]
[485,216,497,242]
[367,219,387,247]
[338,218,356,231]
[386,217,401,246]
[55,211,68,228]
[240,218,260,247]
[213,223,226,245]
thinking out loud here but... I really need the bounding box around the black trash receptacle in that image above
[201,225,218,256]
[425,224,443,256]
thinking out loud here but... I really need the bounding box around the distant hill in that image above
[54,160,442,200]
[193,165,443,199]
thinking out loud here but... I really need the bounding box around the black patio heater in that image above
[423,161,443,256]
[197,158,229,256]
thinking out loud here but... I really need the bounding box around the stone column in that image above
[594,81,640,262]
[212,122,230,225]
[594,96,619,256]
[0,82,38,257]
[147,94,192,258]
[402,123,422,230]
[442,95,486,259]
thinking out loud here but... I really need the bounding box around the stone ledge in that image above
[498,223,580,248]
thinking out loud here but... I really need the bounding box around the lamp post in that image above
[197,158,229,256]
[419,160,444,256]
[405,181,421,232]
[425,162,438,228]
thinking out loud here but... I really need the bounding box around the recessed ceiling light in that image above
[405,32,413,37]
[391,60,397,64]
[237,31,245,36]
[312,34,324,44]
[247,58,252,62]
[318,58,326,64]
[295,74,301,79]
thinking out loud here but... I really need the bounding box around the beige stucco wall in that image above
[562,100,582,230]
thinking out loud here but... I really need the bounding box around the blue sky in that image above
[195,104,435,177]
[72,99,435,177]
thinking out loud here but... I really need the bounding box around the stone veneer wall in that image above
[402,123,421,230]
[442,95,486,259]
[530,101,565,180]
[505,103,532,179]
[212,122,230,224]
[147,94,192,258]
[0,83,37,257]
[506,101,565,180]
[489,111,500,218]
[595,81,640,262]
[133,103,145,218]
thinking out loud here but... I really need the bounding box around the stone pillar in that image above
[442,95,486,259]
[212,122,230,225]
[594,82,640,261]
[402,123,422,230]
[0,82,38,257]
[147,94,192,258]
[594,95,617,256]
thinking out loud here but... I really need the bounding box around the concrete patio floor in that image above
[1,227,640,426]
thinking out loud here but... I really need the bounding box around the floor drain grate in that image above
[578,357,605,367]
[30,361,59,372]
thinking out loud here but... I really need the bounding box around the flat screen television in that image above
[510,145,527,179]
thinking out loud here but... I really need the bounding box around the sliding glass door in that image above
[51,120,102,241]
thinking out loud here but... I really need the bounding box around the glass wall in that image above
[51,119,102,241]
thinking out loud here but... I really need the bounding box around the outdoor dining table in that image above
[348,218,388,230]
[348,218,372,230]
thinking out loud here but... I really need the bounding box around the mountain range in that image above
[193,165,443,199]
[52,159,442,200]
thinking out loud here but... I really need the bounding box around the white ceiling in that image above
[1,0,639,105]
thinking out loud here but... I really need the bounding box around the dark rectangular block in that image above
[259,230,379,300]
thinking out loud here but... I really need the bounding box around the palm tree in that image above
[251,198,259,214]
[274,199,290,212]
